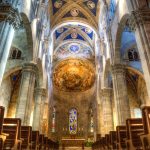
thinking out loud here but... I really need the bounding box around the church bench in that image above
[126,118,144,150]
[0,106,8,149]
[140,106,150,149]
[48,138,54,149]
[43,137,49,150]
[39,134,44,150]
[116,125,127,150]
[105,134,110,149]
[3,118,22,150]
[100,136,107,150]
[21,126,32,149]
[48,139,59,150]
[92,141,99,150]
[109,131,117,150]
[31,131,39,150]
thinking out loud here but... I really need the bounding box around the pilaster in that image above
[101,88,114,134]
[111,64,131,125]
[32,88,47,134]
[16,63,38,126]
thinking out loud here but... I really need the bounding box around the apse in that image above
[53,58,95,92]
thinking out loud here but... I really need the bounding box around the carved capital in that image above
[35,88,47,97]
[101,88,112,97]
[22,62,38,74]
[128,9,150,31]
[0,3,22,29]
[111,64,126,75]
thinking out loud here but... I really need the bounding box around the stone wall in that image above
[0,77,12,116]
[51,88,96,141]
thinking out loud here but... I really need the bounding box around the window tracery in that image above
[9,47,22,60]
[128,49,139,61]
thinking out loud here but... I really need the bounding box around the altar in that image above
[61,138,85,150]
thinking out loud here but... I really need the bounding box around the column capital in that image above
[0,3,22,29]
[35,88,47,97]
[22,62,38,74]
[111,64,126,75]
[128,9,150,31]
[101,88,112,97]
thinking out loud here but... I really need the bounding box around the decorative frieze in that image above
[0,3,22,29]
[22,63,38,75]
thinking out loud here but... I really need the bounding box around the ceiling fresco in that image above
[53,58,95,92]
[50,0,99,93]
[55,25,94,42]
[53,42,94,61]
[50,0,100,29]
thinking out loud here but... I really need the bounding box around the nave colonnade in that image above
[0,0,150,149]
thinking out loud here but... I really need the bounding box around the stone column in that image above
[128,10,150,101]
[101,88,114,134]
[111,64,131,125]
[0,3,22,87]
[16,63,38,125]
[32,88,47,133]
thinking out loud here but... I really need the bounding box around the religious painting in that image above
[87,1,95,9]
[53,59,95,92]
[54,0,63,8]
[70,8,79,17]
[69,108,77,135]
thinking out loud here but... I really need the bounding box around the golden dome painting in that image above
[53,59,95,92]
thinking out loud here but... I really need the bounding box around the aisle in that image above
[59,147,92,150]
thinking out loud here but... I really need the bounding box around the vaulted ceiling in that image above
[49,0,99,92]
[50,0,100,29]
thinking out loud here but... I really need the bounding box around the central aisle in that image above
[59,147,92,150]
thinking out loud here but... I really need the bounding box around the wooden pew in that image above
[48,138,54,149]
[47,138,59,150]
[39,134,44,150]
[43,137,49,150]
[0,106,8,149]
[140,106,150,149]
[109,131,117,150]
[31,131,39,150]
[116,126,127,150]
[105,134,110,149]
[101,136,107,150]
[126,118,143,150]
[3,118,22,150]
[92,140,99,150]
[21,126,32,149]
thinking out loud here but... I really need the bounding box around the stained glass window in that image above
[52,107,56,133]
[90,109,94,133]
[69,108,77,134]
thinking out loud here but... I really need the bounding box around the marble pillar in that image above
[101,88,114,134]
[16,63,38,125]
[32,88,47,133]
[0,3,22,87]
[111,64,131,125]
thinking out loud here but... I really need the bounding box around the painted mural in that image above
[53,59,95,92]
[55,24,94,40]
[54,42,94,61]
